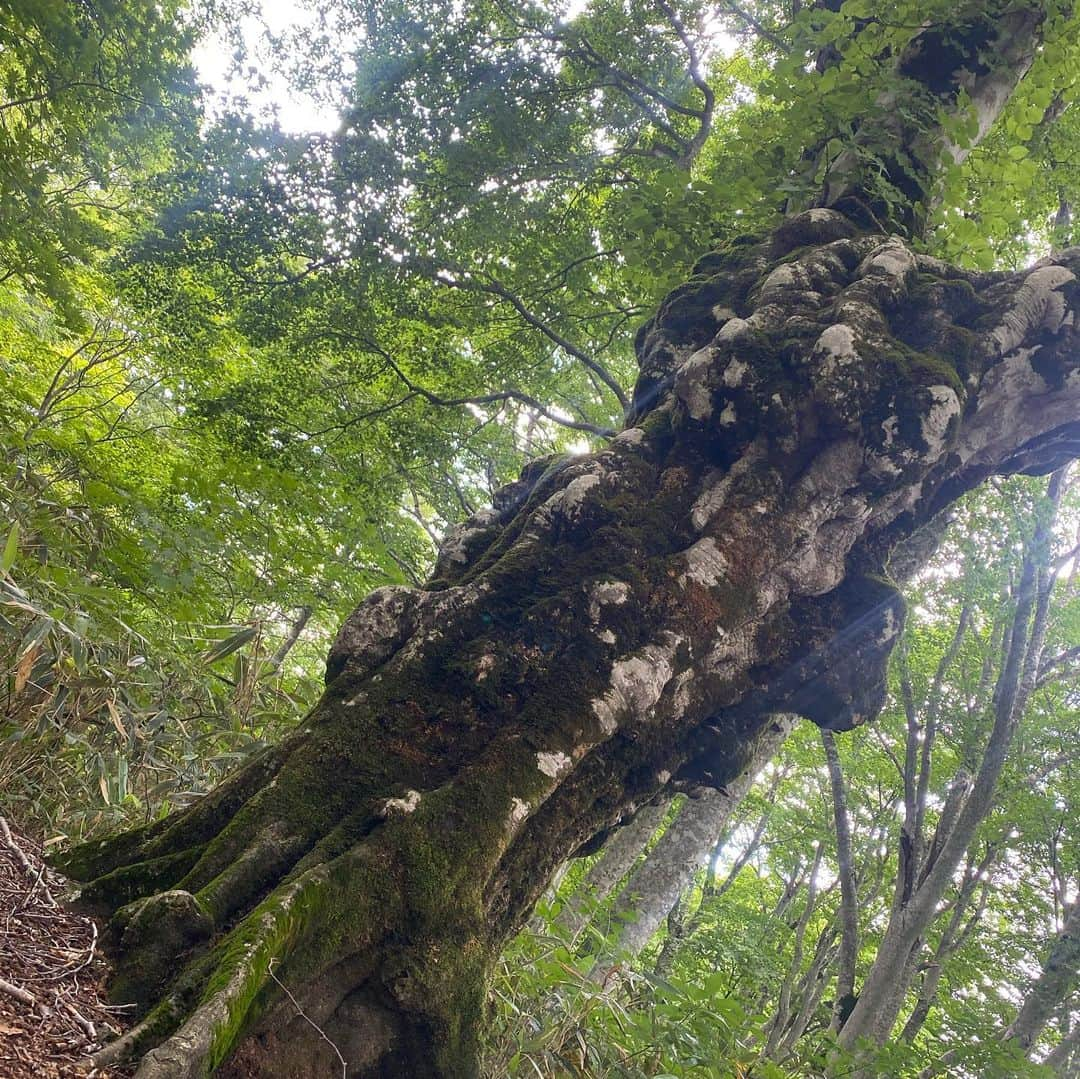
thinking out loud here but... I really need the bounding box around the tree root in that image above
[101,861,335,1077]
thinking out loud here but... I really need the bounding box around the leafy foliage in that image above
[0,0,203,319]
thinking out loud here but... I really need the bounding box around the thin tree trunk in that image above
[652,796,772,978]
[593,716,794,972]
[775,921,839,1057]
[1045,1021,1080,1076]
[266,606,313,675]
[900,853,995,1044]
[765,844,825,1057]
[653,889,692,977]
[821,728,858,1028]
[552,797,671,942]
[918,899,1080,1079]
[775,825,893,1060]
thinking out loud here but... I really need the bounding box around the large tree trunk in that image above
[57,205,1080,1077]
[53,10,1080,1065]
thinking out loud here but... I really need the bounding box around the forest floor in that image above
[0,817,130,1078]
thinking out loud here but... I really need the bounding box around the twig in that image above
[0,816,33,877]
[0,817,120,1064]
[268,960,348,1078]
[45,919,98,981]
[0,975,37,1006]
[722,1,791,53]
[62,999,97,1041]
[19,857,54,912]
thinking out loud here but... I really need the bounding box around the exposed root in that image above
[92,997,183,1069]
[109,890,213,1003]
[194,823,306,924]
[121,860,335,1078]
[79,846,208,911]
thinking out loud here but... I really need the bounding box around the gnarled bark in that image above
[56,206,1080,1078]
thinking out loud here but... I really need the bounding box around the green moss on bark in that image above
[78,845,206,911]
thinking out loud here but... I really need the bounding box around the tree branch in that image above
[333,331,616,437]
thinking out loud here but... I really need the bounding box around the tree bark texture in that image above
[654,796,773,978]
[56,208,1080,1077]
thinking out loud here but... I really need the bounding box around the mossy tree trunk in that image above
[58,204,1080,1077]
[54,9,1080,1074]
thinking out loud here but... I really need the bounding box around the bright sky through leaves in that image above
[192,0,343,132]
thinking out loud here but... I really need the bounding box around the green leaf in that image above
[201,625,258,664]
[1,521,19,574]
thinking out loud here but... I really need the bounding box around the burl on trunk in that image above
[58,209,1080,1077]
